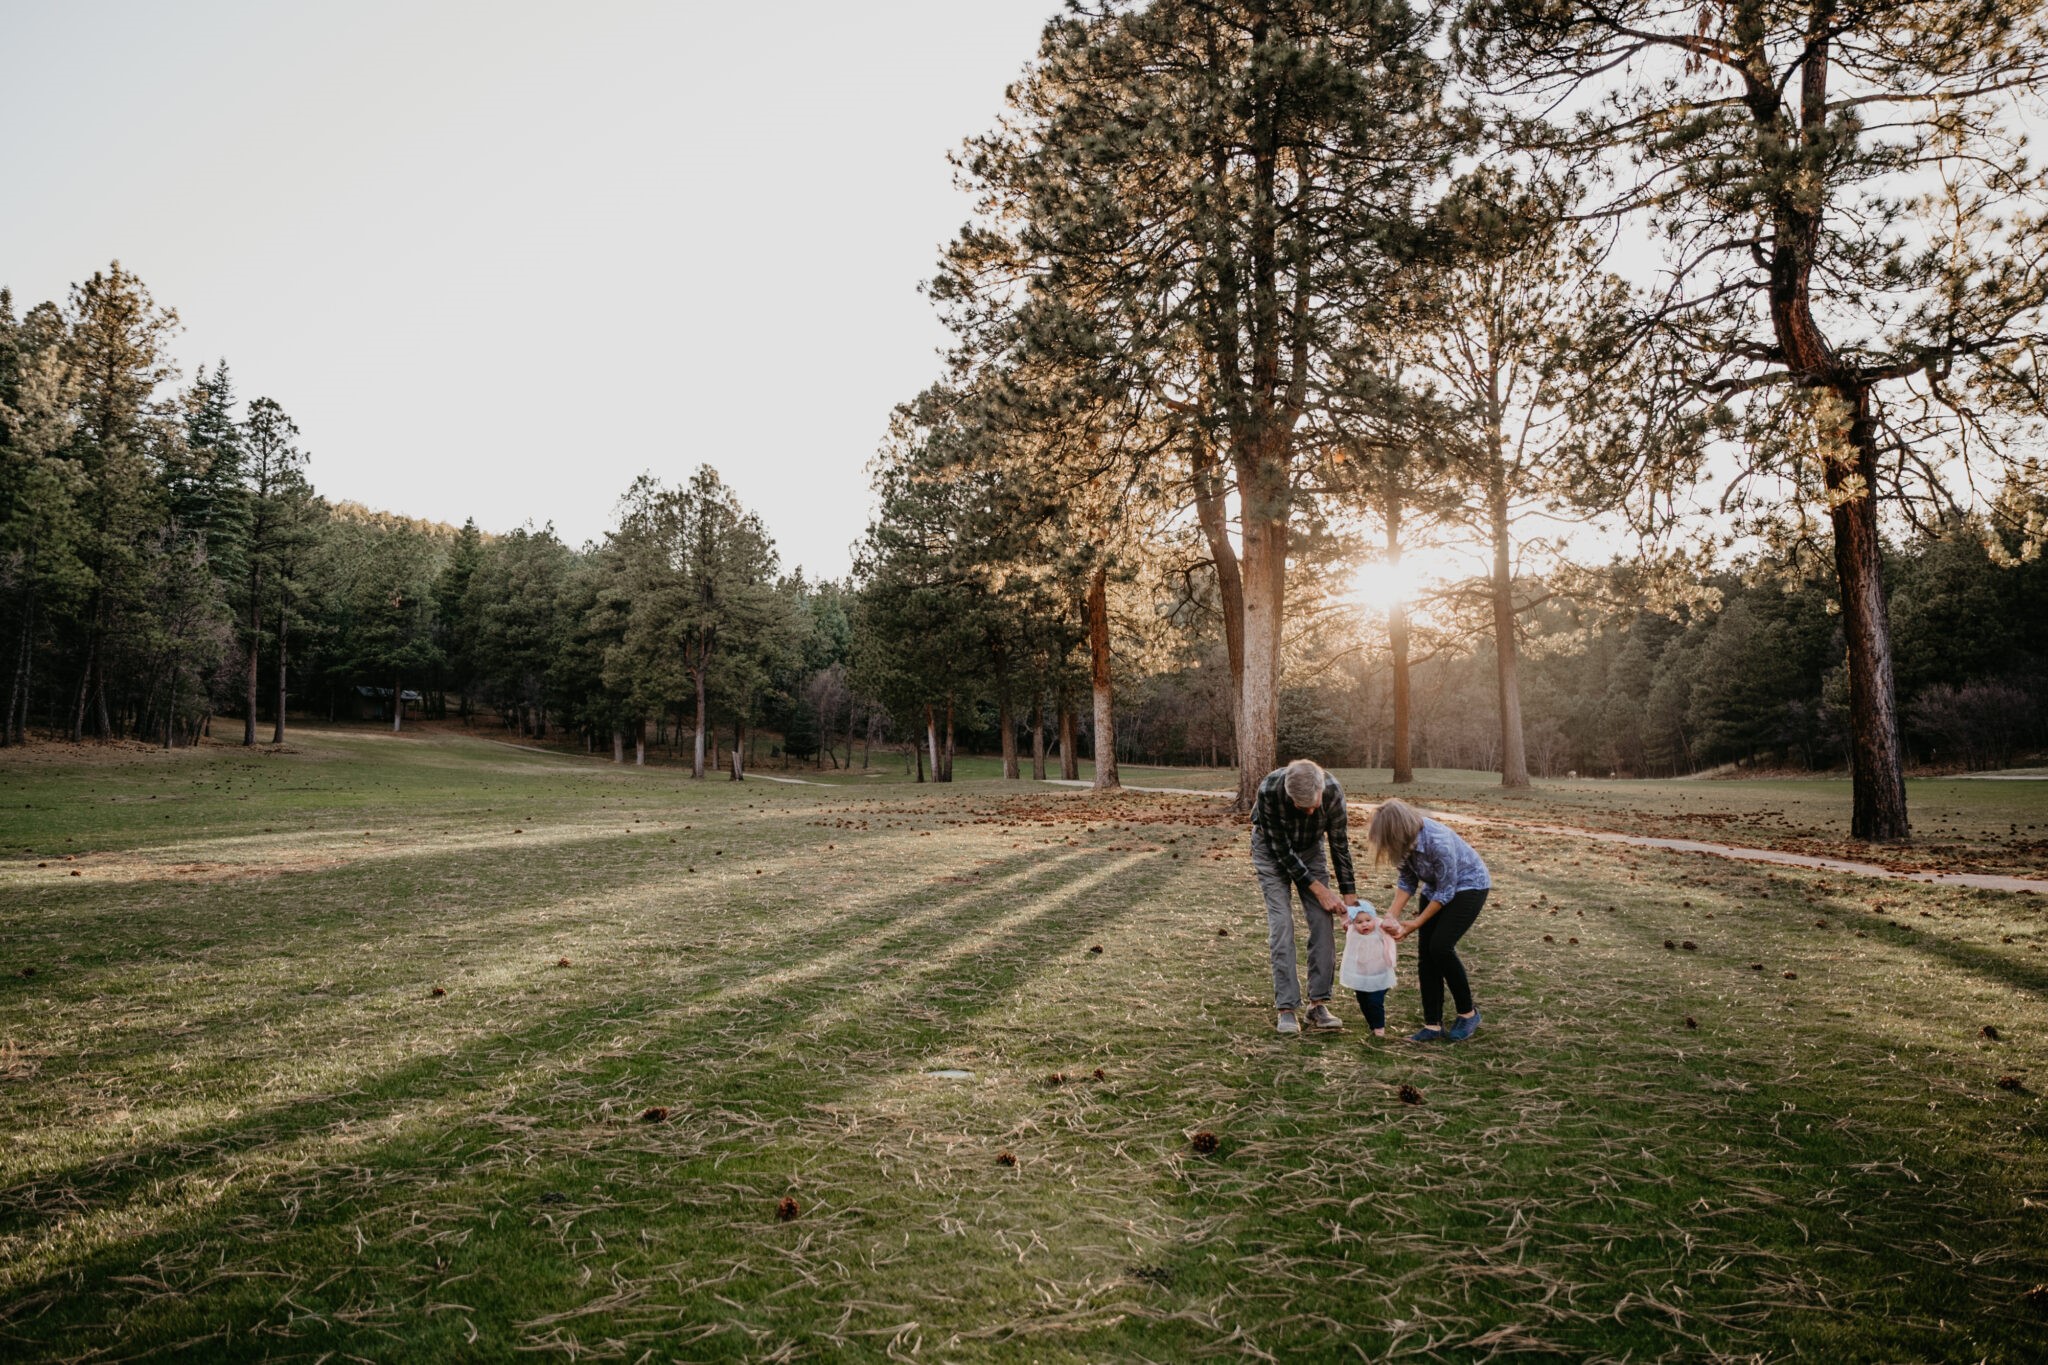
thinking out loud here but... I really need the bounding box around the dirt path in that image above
[1037,779,2048,895]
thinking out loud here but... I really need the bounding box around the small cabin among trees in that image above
[349,685,424,723]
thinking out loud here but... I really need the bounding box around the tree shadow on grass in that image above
[0,839,1096,1227]
[6,810,1072,1084]
[0,847,1156,1362]
[12,815,783,953]
[1832,898,2048,1001]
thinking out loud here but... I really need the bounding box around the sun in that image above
[1351,558,1425,614]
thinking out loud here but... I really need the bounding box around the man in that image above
[1250,758,1357,1035]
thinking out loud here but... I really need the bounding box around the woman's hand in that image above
[1383,919,1407,941]
[1395,902,1444,939]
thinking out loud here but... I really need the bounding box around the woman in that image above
[1367,798,1490,1043]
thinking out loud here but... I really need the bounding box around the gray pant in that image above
[1252,838,1334,1012]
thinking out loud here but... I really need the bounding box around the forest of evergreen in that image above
[4,265,2042,782]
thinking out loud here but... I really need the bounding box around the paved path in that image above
[1034,779,2048,895]
[485,739,586,759]
[1041,778,1235,797]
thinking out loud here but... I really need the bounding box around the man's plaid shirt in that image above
[1251,768,1356,895]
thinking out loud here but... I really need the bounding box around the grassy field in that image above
[5,728,2048,1362]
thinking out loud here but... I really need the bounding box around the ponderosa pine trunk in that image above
[70,617,99,742]
[995,641,1018,778]
[1750,30,1908,842]
[731,719,745,780]
[6,583,34,746]
[692,666,707,779]
[942,696,955,782]
[1031,697,1047,781]
[925,703,940,783]
[1087,564,1119,791]
[391,673,404,732]
[1190,425,1246,767]
[1383,483,1414,784]
[272,581,289,744]
[999,692,1018,779]
[635,717,646,767]
[72,601,113,743]
[1233,468,1287,805]
[1209,64,1306,812]
[1825,382,1910,840]
[1487,463,1530,788]
[244,562,261,746]
[1059,691,1079,781]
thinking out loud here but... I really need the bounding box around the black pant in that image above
[1353,989,1387,1031]
[1416,888,1486,1026]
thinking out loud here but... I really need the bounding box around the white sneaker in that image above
[1276,1010,1300,1036]
[1304,1003,1345,1031]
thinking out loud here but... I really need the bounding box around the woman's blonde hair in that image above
[1366,797,1425,866]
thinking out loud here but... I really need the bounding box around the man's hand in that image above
[1311,882,1345,914]
[1342,893,1359,907]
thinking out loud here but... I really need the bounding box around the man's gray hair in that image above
[1282,759,1325,806]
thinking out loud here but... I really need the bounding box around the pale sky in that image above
[0,0,1059,579]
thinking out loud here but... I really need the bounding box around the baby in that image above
[1341,901,1400,1037]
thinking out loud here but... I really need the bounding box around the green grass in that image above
[4,728,2048,1361]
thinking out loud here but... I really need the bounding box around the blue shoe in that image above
[1446,1010,1482,1042]
[1407,1026,1446,1043]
